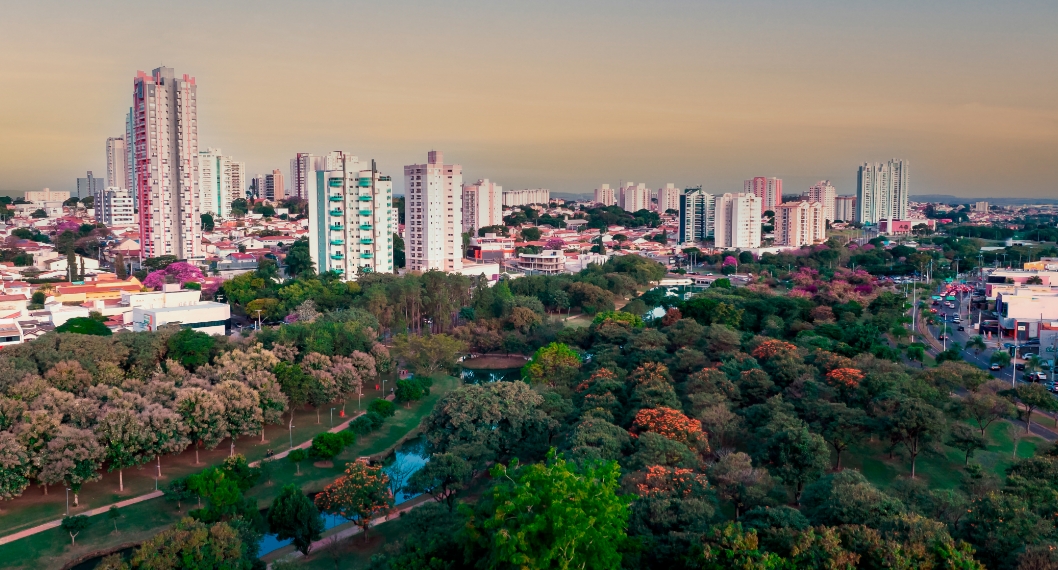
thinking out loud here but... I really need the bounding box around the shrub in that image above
[368,398,396,418]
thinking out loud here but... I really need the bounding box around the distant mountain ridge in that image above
[911,194,1058,205]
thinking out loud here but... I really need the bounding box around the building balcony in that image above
[330,239,344,246]
[360,238,373,244]
[330,253,345,260]
[329,195,343,201]
[360,252,373,259]
[379,176,391,181]
[330,209,343,216]
[360,224,372,230]
[329,224,343,231]
[359,209,371,216]
[358,178,371,187]
[358,195,372,201]
[328,178,343,188]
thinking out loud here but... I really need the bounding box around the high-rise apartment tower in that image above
[404,151,463,272]
[132,67,202,260]
[855,159,909,225]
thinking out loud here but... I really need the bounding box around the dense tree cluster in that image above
[0,309,384,505]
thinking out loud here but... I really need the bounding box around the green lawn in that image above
[0,376,460,570]
[842,421,1043,492]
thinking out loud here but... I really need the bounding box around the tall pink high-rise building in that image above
[133,67,202,261]
[404,151,463,272]
[744,177,782,214]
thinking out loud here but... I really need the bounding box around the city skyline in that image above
[0,1,1056,198]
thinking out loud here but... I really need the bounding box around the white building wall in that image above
[405,151,463,272]
[714,192,761,248]
[502,189,549,207]
[594,184,616,206]
[656,183,681,213]
[621,183,650,212]
[309,154,394,280]
[808,180,837,222]
[462,179,503,234]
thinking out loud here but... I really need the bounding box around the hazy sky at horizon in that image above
[1,0,1056,198]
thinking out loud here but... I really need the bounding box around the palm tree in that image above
[967,335,987,356]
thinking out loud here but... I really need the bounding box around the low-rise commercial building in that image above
[133,301,231,335]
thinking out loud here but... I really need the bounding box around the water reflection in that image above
[256,437,431,556]
[460,367,521,383]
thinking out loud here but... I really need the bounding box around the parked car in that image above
[1016,363,1026,370]
[957,326,965,331]
[990,363,1003,371]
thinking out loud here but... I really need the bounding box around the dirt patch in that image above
[461,354,528,370]
[312,460,334,469]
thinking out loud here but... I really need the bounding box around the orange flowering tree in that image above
[751,339,798,361]
[314,460,393,540]
[630,464,709,498]
[630,407,710,454]
[825,368,865,389]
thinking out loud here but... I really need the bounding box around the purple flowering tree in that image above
[545,238,566,250]
[722,256,738,266]
[143,262,205,289]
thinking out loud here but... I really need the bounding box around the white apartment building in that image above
[105,137,128,190]
[774,201,826,247]
[308,154,394,279]
[594,184,616,207]
[856,159,909,225]
[462,179,503,234]
[125,109,136,199]
[502,188,549,207]
[405,151,463,272]
[230,162,246,203]
[517,250,566,275]
[620,183,650,212]
[25,188,70,202]
[678,187,715,244]
[714,192,762,249]
[656,183,681,213]
[133,67,202,260]
[266,169,284,201]
[745,177,782,214]
[834,196,856,222]
[808,180,836,222]
[199,148,235,218]
[975,201,990,213]
[95,187,135,226]
[291,152,344,204]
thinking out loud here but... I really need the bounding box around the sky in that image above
[0,0,1056,198]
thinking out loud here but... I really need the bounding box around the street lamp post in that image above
[65,487,70,516]
[1012,345,1019,387]
[289,422,294,450]
[330,407,335,428]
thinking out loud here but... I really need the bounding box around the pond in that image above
[255,437,430,557]
[460,367,522,383]
[642,284,709,320]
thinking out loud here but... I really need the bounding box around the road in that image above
[911,277,1058,441]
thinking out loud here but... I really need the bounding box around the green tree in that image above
[201,212,215,232]
[967,335,987,356]
[268,484,324,556]
[55,317,112,336]
[166,328,215,370]
[698,523,785,570]
[390,333,467,376]
[958,391,1014,436]
[467,449,631,570]
[114,252,128,280]
[288,448,308,475]
[1002,383,1058,433]
[404,452,472,511]
[521,227,542,241]
[522,342,581,389]
[946,422,987,465]
[284,237,315,279]
[0,432,31,500]
[990,350,1012,368]
[884,397,947,478]
[97,408,152,492]
[61,515,91,545]
[130,517,253,570]
[808,402,867,470]
[107,505,121,532]
[765,424,830,503]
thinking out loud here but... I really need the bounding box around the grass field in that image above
[0,375,460,570]
[843,420,1042,492]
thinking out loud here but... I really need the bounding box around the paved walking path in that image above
[0,490,165,546]
[0,403,382,546]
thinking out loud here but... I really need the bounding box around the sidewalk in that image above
[0,406,374,546]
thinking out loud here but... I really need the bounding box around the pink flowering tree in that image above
[545,238,566,250]
[56,220,81,233]
[722,256,738,266]
[143,262,205,289]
